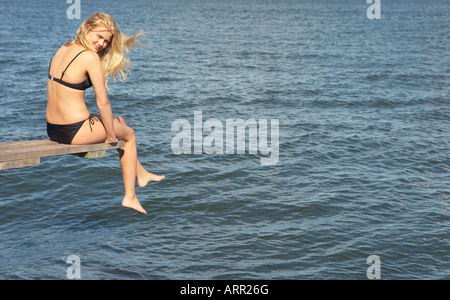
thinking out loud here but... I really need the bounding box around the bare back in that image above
[46,44,92,125]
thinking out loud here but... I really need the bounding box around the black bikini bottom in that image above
[47,114,96,144]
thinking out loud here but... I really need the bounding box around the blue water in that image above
[0,0,449,279]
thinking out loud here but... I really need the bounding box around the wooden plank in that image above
[0,140,125,162]
[0,140,125,170]
[74,150,106,159]
[0,158,40,170]
[0,140,55,150]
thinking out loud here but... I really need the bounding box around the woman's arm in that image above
[85,52,118,143]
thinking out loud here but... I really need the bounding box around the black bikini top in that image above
[48,50,93,90]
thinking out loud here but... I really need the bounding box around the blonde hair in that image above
[66,12,144,90]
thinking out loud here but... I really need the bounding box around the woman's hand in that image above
[105,116,125,144]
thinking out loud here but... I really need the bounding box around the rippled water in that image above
[0,0,449,279]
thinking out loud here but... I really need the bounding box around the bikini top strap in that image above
[60,50,87,80]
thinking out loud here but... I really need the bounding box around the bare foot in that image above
[122,195,147,214]
[138,172,165,188]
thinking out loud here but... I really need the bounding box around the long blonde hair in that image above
[66,12,144,90]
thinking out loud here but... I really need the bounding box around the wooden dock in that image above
[0,139,125,170]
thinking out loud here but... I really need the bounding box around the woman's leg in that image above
[112,116,165,188]
[136,160,165,188]
[116,126,146,214]
[71,116,163,214]
[72,117,164,187]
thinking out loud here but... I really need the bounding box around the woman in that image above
[46,12,164,214]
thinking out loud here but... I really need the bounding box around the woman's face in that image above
[86,26,113,52]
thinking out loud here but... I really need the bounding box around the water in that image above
[0,0,449,280]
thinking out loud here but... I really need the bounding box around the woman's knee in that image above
[112,116,136,141]
[114,116,126,125]
[126,126,135,139]
[116,124,135,141]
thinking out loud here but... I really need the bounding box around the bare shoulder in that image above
[79,50,102,73]
[52,44,71,59]
[81,50,101,63]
